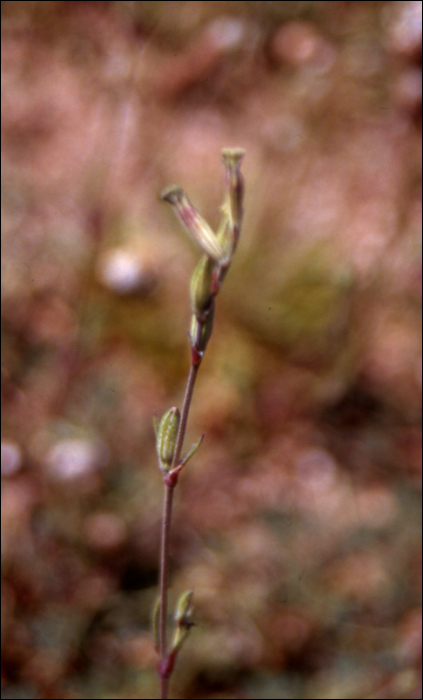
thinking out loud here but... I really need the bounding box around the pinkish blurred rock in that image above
[46,437,109,481]
[392,67,422,115]
[386,0,422,57]
[1,440,22,477]
[270,20,337,72]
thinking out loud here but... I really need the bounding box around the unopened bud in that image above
[155,407,180,471]
[175,590,194,626]
[190,255,215,316]
[171,589,194,654]
[221,147,245,252]
[161,185,224,262]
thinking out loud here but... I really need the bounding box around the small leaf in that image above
[181,434,204,467]
[152,597,161,652]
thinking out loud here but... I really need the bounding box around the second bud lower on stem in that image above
[154,407,180,472]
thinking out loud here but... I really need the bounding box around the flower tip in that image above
[160,184,184,204]
[221,148,245,167]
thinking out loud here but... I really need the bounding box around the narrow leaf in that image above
[181,435,204,467]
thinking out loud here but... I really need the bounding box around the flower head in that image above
[161,185,224,262]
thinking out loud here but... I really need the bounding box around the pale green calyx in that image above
[190,254,215,316]
[154,407,180,471]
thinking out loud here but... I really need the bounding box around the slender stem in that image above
[158,327,203,699]
[160,670,169,700]
[172,360,201,470]
[159,482,174,699]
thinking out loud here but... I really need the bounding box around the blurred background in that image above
[1,2,422,699]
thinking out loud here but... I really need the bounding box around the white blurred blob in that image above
[1,440,22,477]
[46,438,109,480]
[97,249,149,295]
[271,20,337,72]
[205,17,247,51]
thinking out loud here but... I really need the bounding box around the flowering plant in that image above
[154,149,245,699]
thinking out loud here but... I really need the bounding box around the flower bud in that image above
[221,147,245,252]
[155,407,180,471]
[190,255,215,316]
[161,185,224,262]
[171,589,194,654]
[174,590,193,626]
